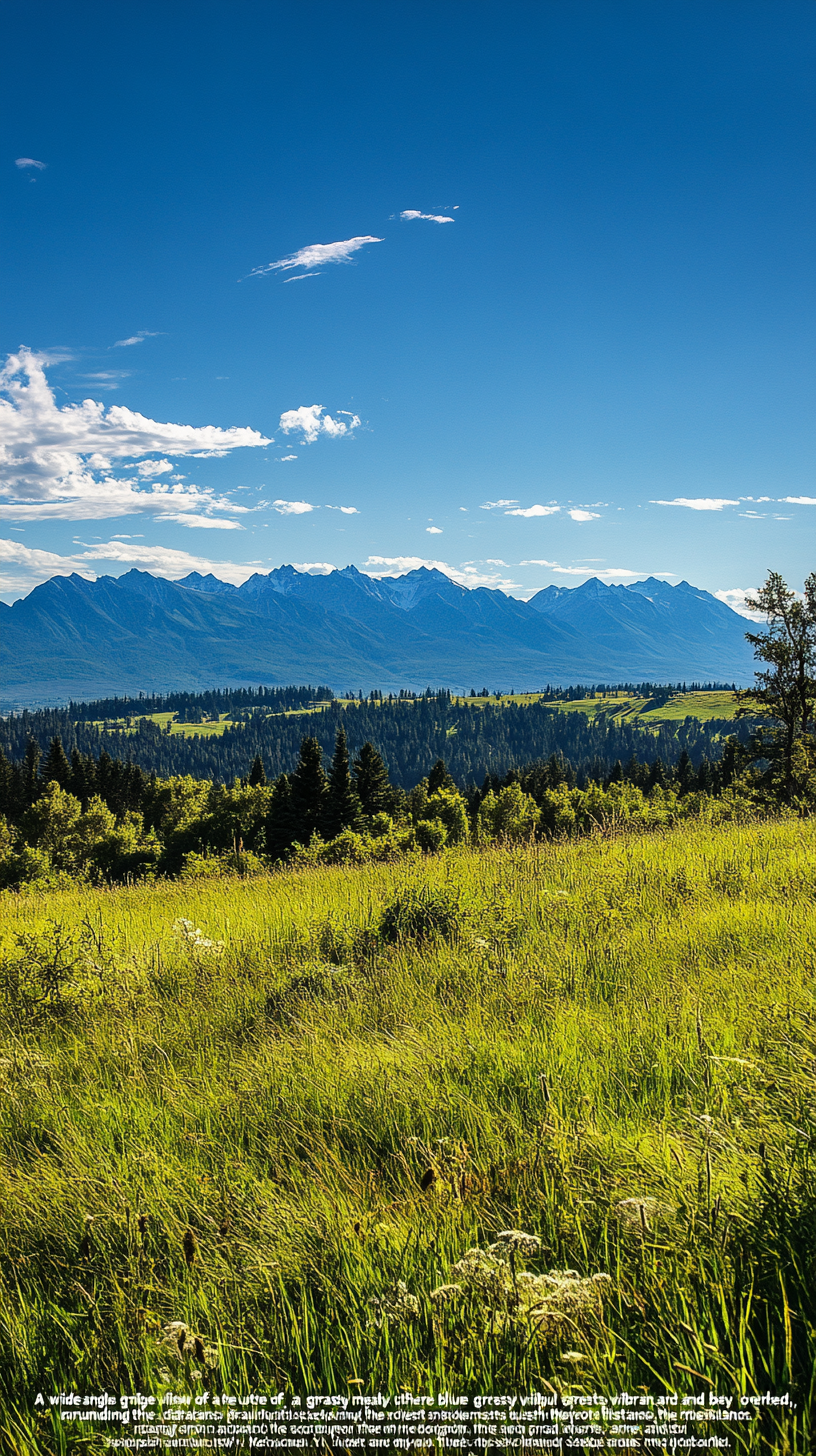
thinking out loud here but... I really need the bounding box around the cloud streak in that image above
[114,331,163,347]
[505,504,560,518]
[279,404,360,443]
[0,536,261,600]
[651,497,741,511]
[244,236,383,280]
[0,348,270,522]
[15,157,46,170]
[400,210,454,224]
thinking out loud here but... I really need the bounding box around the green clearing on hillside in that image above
[0,817,813,1452]
[96,690,745,740]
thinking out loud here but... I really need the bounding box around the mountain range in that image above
[0,565,756,707]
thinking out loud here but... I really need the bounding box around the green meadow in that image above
[0,815,814,1453]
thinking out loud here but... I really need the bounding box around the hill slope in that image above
[0,564,755,706]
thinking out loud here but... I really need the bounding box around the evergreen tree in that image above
[69,748,98,809]
[736,570,816,802]
[0,748,20,820]
[696,757,716,793]
[265,773,296,859]
[289,737,329,842]
[323,728,363,838]
[646,757,668,791]
[248,753,267,787]
[353,742,395,817]
[605,760,624,787]
[41,736,72,789]
[23,739,41,806]
[675,749,695,795]
[428,758,455,794]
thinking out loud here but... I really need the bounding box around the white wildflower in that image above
[367,1280,420,1329]
[613,1197,675,1240]
[173,918,225,952]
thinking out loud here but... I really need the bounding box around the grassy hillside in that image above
[0,817,813,1453]
[91,690,745,740]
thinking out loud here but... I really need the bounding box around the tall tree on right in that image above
[736,570,816,803]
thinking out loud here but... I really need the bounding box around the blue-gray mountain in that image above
[0,564,755,707]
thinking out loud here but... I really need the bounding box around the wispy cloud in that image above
[521,558,676,581]
[279,405,360,443]
[780,496,816,505]
[567,509,600,522]
[272,500,315,515]
[362,556,520,590]
[114,331,163,347]
[0,535,260,601]
[292,562,335,574]
[135,459,174,477]
[0,348,270,522]
[651,497,741,511]
[714,587,761,619]
[400,210,454,224]
[161,513,245,530]
[480,499,518,510]
[15,157,46,170]
[505,504,560,518]
[244,236,383,281]
[326,504,359,514]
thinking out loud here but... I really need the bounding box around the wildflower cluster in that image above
[369,1229,613,1346]
[172,918,225,952]
[367,1281,421,1330]
[159,1321,218,1371]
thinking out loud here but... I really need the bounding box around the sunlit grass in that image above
[0,816,813,1452]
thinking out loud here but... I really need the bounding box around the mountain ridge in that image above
[0,565,755,707]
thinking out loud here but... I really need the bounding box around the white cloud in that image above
[279,454,297,462]
[161,513,245,530]
[714,588,761,619]
[362,556,520,590]
[400,210,454,224]
[520,558,676,580]
[481,499,518,510]
[279,404,361,443]
[244,236,383,280]
[651,497,741,511]
[780,496,816,505]
[114,331,163,347]
[16,157,46,170]
[291,562,335,574]
[272,500,315,515]
[568,509,600,522]
[426,526,443,534]
[135,459,174,477]
[505,504,560,518]
[0,535,264,600]
[326,504,359,514]
[0,347,270,522]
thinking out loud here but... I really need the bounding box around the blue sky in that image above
[1,0,813,611]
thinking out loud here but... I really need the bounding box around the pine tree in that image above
[323,728,363,838]
[428,758,455,794]
[265,774,297,859]
[41,736,72,789]
[289,737,329,843]
[248,753,267,787]
[23,739,41,806]
[675,749,695,795]
[353,742,395,817]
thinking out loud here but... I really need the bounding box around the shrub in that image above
[378,885,464,944]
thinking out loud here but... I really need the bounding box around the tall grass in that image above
[0,817,814,1453]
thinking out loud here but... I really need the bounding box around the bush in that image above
[378,885,464,944]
